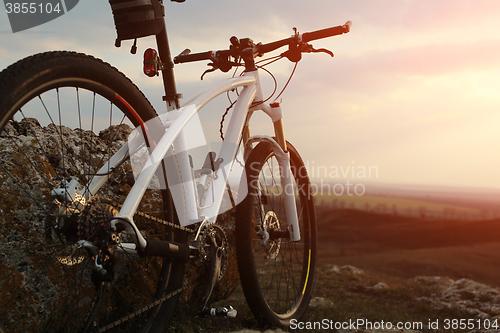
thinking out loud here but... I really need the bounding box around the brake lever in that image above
[201,63,218,80]
[302,43,334,57]
[201,57,237,80]
[281,42,334,62]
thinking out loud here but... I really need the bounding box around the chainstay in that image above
[97,276,200,333]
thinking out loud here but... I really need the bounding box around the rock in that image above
[340,265,364,275]
[329,264,341,274]
[444,278,500,301]
[413,276,454,290]
[329,264,364,275]
[309,296,334,307]
[99,123,133,142]
[372,282,389,289]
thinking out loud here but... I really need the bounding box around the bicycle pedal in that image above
[201,305,237,318]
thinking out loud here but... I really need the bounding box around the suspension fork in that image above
[272,117,287,153]
[247,99,301,242]
[270,103,300,242]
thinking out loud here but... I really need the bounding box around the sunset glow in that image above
[1,0,500,189]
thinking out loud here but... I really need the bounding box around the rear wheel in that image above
[0,52,184,332]
[236,140,317,328]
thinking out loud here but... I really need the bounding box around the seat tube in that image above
[156,25,181,110]
[154,21,182,225]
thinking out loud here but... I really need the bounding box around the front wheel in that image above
[236,140,317,328]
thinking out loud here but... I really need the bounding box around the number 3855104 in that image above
[5,2,62,14]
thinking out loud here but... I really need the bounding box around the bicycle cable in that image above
[273,60,298,102]
[255,55,282,67]
[219,100,237,141]
[254,65,278,104]
[219,62,278,141]
[219,54,298,141]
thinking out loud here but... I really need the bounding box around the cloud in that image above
[333,0,500,32]
[1,0,500,189]
[364,40,500,77]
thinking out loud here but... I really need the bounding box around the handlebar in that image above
[174,50,215,64]
[173,21,352,72]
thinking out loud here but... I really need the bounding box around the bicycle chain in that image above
[134,210,195,234]
[97,275,200,333]
[77,199,198,332]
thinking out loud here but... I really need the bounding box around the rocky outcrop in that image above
[414,276,500,319]
[0,119,239,329]
[312,265,500,333]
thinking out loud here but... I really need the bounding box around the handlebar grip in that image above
[174,51,212,64]
[344,21,352,32]
[258,37,293,55]
[301,21,352,43]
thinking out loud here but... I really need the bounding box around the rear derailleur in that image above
[49,186,122,285]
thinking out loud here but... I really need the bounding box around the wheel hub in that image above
[52,196,121,283]
[258,211,281,259]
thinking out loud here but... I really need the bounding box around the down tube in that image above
[200,84,256,222]
[114,76,256,228]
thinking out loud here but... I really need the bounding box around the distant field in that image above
[314,193,497,220]
[315,208,500,286]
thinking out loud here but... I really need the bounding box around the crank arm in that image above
[199,238,223,313]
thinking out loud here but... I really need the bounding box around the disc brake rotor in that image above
[261,211,281,259]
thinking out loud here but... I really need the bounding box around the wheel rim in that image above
[0,83,168,332]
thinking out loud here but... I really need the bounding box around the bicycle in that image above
[0,0,351,332]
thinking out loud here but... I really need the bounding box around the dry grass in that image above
[300,266,476,333]
[166,208,500,332]
[167,265,480,332]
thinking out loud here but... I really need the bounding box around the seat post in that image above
[156,25,181,110]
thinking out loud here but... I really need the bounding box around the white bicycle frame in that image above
[80,68,301,254]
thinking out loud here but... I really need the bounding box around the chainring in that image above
[190,223,229,282]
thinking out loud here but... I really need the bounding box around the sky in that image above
[1,0,500,191]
